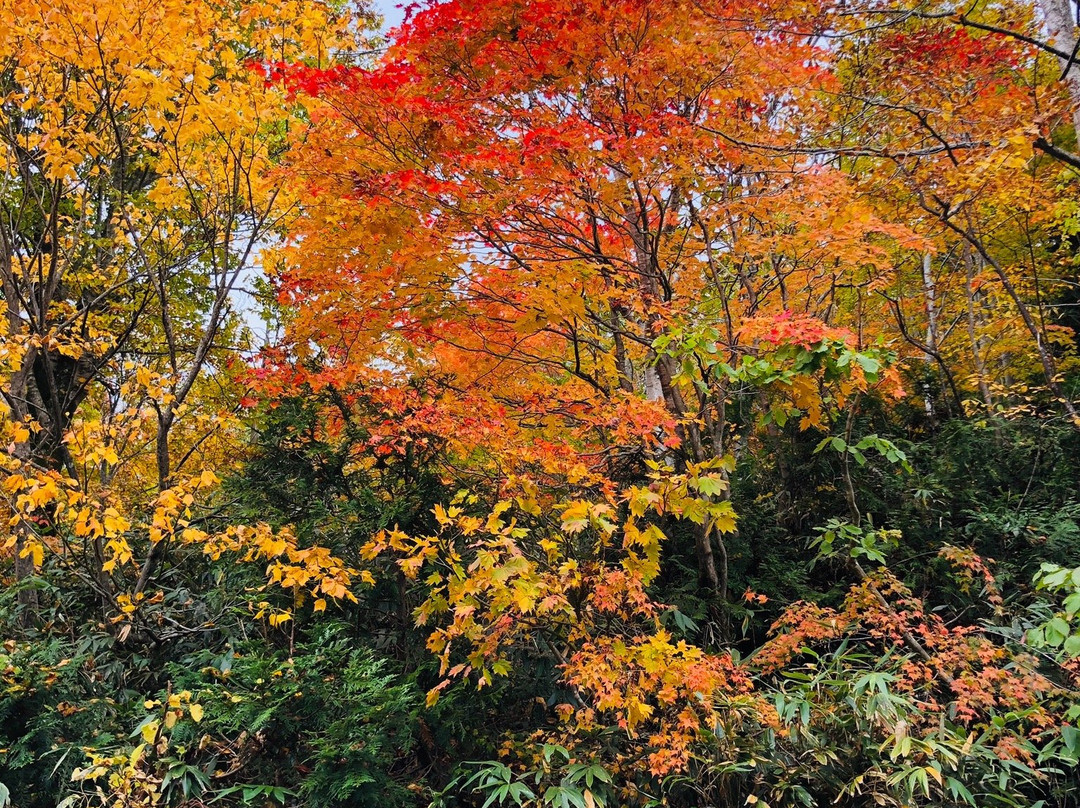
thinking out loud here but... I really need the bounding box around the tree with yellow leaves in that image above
[0,0,372,623]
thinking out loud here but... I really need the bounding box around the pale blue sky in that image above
[371,0,406,31]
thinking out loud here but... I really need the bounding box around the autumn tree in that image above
[266,0,913,598]
[0,0,371,623]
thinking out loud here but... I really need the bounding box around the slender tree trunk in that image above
[921,252,939,419]
[133,413,174,595]
[11,526,40,627]
[610,310,635,393]
[1037,0,1080,136]
[2,230,40,625]
[644,364,664,401]
[965,249,995,410]
[156,412,174,492]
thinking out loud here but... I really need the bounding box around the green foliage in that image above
[1028,564,1080,660]
[0,636,123,804]
[433,748,615,808]
[810,518,902,566]
[163,622,423,807]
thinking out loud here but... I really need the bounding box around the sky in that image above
[371,0,406,30]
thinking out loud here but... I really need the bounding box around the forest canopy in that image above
[3,0,1080,806]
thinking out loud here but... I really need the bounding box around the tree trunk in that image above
[921,252,940,419]
[1037,0,1080,136]
[964,249,995,411]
